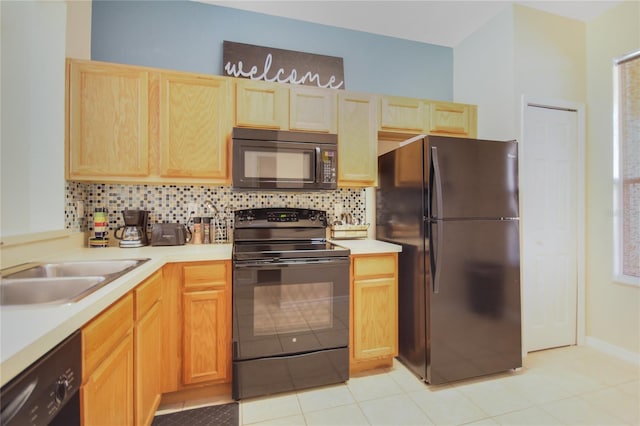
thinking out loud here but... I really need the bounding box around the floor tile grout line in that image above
[161,345,638,425]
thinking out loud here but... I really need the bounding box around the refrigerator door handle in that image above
[431,146,444,294]
[431,146,444,220]
[431,219,444,294]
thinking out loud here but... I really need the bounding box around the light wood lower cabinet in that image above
[182,288,228,384]
[81,293,134,426]
[134,270,162,426]
[350,253,398,374]
[82,331,134,426]
[161,261,231,392]
[81,271,163,426]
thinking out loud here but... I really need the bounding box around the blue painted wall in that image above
[91,0,453,100]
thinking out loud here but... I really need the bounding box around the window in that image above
[613,50,640,286]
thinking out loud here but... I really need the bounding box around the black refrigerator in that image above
[377,135,522,385]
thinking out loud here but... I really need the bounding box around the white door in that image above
[522,104,578,352]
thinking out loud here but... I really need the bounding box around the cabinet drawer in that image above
[82,293,134,380]
[135,269,162,320]
[183,261,228,290]
[353,254,397,278]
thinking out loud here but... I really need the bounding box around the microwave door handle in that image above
[315,147,322,183]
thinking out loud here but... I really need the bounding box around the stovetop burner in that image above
[232,208,350,260]
[233,240,349,260]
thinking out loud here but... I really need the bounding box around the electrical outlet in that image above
[187,202,198,216]
[334,203,343,218]
[75,201,85,218]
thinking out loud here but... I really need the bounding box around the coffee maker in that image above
[114,210,149,248]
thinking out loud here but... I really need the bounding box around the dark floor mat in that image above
[152,403,239,426]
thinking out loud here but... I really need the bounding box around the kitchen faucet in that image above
[204,200,219,215]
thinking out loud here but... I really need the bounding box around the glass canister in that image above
[192,217,203,244]
[202,217,211,244]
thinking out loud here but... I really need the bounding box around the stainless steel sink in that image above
[4,259,143,279]
[1,276,106,305]
[0,258,149,306]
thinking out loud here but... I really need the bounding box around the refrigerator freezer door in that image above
[427,219,521,385]
[429,136,519,220]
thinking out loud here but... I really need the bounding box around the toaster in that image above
[150,223,189,246]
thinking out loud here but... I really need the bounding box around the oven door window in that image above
[233,260,349,360]
[254,281,333,335]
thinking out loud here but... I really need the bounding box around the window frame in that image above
[612,49,640,287]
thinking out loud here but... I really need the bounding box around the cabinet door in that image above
[394,138,425,187]
[290,86,337,133]
[379,95,428,133]
[337,92,379,186]
[159,73,232,180]
[82,294,134,381]
[182,289,229,384]
[134,270,162,426]
[135,302,161,426]
[235,80,288,129]
[160,263,182,393]
[68,60,150,179]
[82,332,134,426]
[429,101,477,138]
[351,253,398,367]
[353,277,397,360]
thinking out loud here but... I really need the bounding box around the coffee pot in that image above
[114,209,149,248]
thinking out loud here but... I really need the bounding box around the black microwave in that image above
[232,127,338,190]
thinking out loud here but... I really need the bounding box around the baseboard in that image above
[585,336,640,365]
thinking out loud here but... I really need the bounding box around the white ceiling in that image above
[202,0,622,47]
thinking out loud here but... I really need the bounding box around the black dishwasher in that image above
[1,331,81,426]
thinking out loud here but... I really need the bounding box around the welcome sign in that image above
[223,41,345,89]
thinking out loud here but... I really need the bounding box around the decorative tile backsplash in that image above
[66,182,366,236]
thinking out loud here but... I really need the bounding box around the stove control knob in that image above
[55,375,70,404]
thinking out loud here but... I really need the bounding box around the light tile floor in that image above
[237,346,640,425]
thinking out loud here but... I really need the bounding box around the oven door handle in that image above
[234,257,350,268]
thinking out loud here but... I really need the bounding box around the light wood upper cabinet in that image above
[290,86,337,133]
[235,79,289,129]
[337,92,379,186]
[429,101,477,138]
[159,72,231,181]
[350,253,398,373]
[66,59,478,185]
[68,60,150,179]
[379,95,429,134]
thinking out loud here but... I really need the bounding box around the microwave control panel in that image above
[322,150,337,183]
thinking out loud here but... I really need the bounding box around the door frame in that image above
[519,95,586,355]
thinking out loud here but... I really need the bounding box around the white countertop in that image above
[0,239,400,387]
[0,244,231,387]
[331,238,402,254]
